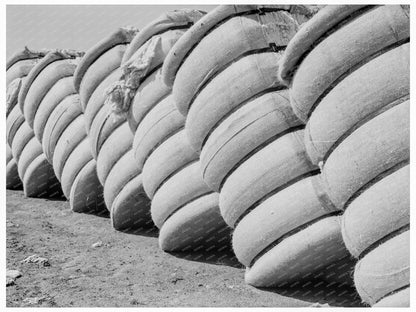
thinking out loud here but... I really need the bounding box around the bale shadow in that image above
[77,208,110,219]
[116,219,160,238]
[254,256,365,307]
[170,245,363,307]
[258,279,365,307]
[43,193,67,201]
[167,241,243,269]
[121,225,160,238]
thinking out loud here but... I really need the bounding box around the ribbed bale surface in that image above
[354,231,409,306]
[18,50,106,214]
[6,50,44,191]
[373,287,410,307]
[73,27,154,231]
[112,9,231,252]
[279,5,410,306]
[162,4,353,288]
[6,50,62,198]
[6,78,24,190]
[6,145,21,190]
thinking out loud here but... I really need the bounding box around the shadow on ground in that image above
[7,192,364,307]
[121,224,160,238]
[168,244,363,307]
[167,243,243,269]
[259,280,365,307]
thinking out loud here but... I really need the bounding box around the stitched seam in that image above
[46,99,82,160]
[343,159,410,211]
[233,170,320,228]
[151,159,198,198]
[101,143,132,185]
[201,85,287,152]
[357,224,410,261]
[161,191,213,226]
[248,210,343,268]
[187,47,285,114]
[321,95,410,163]
[218,125,305,191]
[374,285,410,305]
[32,79,75,133]
[141,126,185,167]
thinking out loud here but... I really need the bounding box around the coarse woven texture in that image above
[321,100,409,210]
[304,42,409,165]
[341,165,409,258]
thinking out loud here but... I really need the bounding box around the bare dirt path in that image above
[6,190,362,307]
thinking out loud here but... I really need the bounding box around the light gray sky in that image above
[6,5,216,59]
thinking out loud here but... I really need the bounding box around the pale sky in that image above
[6,5,216,59]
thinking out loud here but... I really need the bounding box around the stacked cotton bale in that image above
[162,4,354,287]
[5,51,34,190]
[6,145,21,189]
[278,5,409,306]
[17,50,107,214]
[6,49,43,191]
[107,9,231,251]
[6,49,62,198]
[73,27,155,230]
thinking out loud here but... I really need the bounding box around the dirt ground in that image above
[6,190,364,307]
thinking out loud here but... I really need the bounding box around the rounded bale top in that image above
[73,26,139,93]
[277,5,369,86]
[161,4,318,87]
[18,49,84,113]
[6,46,49,71]
[121,9,206,65]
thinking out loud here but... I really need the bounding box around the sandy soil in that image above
[6,190,364,307]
